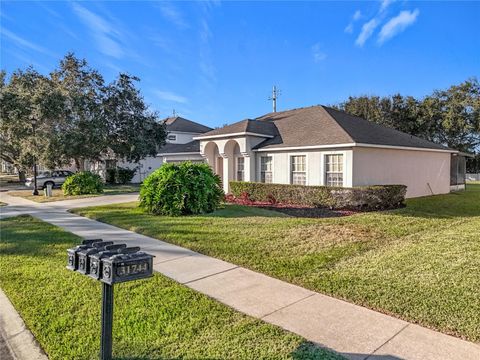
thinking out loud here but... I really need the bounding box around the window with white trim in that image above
[236,157,244,181]
[260,156,272,183]
[290,155,306,185]
[325,154,343,187]
[167,134,177,141]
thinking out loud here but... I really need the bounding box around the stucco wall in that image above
[118,156,164,183]
[255,148,353,186]
[352,147,451,198]
[167,131,199,144]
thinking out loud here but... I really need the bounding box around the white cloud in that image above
[1,28,56,57]
[380,0,395,13]
[157,2,188,29]
[311,43,327,62]
[198,16,216,83]
[378,9,420,44]
[344,23,354,34]
[71,3,124,58]
[154,90,188,104]
[345,10,362,34]
[355,18,379,47]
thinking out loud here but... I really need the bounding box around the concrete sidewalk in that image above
[1,192,479,360]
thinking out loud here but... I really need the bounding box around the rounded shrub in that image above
[62,171,104,195]
[139,162,224,216]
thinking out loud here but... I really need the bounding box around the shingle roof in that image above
[198,119,278,137]
[161,116,212,134]
[321,106,450,150]
[158,141,200,154]
[198,105,453,151]
[251,105,451,151]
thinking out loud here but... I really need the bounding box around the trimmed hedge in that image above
[229,181,407,210]
[140,162,224,216]
[62,171,104,195]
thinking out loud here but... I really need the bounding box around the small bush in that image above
[116,167,136,184]
[62,171,104,195]
[229,181,406,210]
[140,162,224,216]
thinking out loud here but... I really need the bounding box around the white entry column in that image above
[243,154,255,182]
[222,155,231,193]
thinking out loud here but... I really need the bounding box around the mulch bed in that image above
[226,198,358,218]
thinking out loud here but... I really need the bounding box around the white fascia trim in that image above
[253,142,457,153]
[254,143,356,152]
[193,132,274,140]
[157,152,201,156]
[355,143,457,153]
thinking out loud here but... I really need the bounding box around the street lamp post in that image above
[31,117,39,196]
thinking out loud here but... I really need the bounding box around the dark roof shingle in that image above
[161,116,212,133]
[158,141,200,154]
[198,105,453,152]
[199,119,278,137]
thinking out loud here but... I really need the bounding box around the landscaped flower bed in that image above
[224,193,357,218]
[229,181,407,211]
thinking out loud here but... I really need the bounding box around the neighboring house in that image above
[119,116,212,182]
[194,105,466,198]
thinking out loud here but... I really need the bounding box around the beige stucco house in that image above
[194,105,465,198]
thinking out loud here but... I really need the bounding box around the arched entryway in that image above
[203,141,222,177]
[202,139,246,193]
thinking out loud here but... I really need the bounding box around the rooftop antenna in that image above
[268,85,281,113]
[172,109,177,117]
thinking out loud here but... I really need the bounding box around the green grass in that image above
[0,215,340,360]
[8,184,140,203]
[72,186,480,343]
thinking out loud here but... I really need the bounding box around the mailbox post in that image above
[67,239,154,360]
[101,282,114,360]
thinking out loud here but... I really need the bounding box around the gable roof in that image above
[197,118,278,138]
[161,116,212,134]
[158,140,200,154]
[199,105,452,152]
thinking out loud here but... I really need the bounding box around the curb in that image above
[0,288,48,360]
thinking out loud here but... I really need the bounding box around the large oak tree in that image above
[1,53,166,179]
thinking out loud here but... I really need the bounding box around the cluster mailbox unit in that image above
[67,239,155,360]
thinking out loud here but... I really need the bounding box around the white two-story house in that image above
[121,116,212,182]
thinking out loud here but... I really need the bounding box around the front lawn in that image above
[0,215,338,360]
[73,185,480,342]
[8,183,140,203]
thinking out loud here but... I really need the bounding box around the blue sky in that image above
[1,1,479,128]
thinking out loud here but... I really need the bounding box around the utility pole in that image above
[268,85,281,113]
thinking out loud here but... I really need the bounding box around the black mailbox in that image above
[88,246,124,280]
[101,247,154,285]
[77,242,119,275]
[66,239,103,271]
[66,239,155,360]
